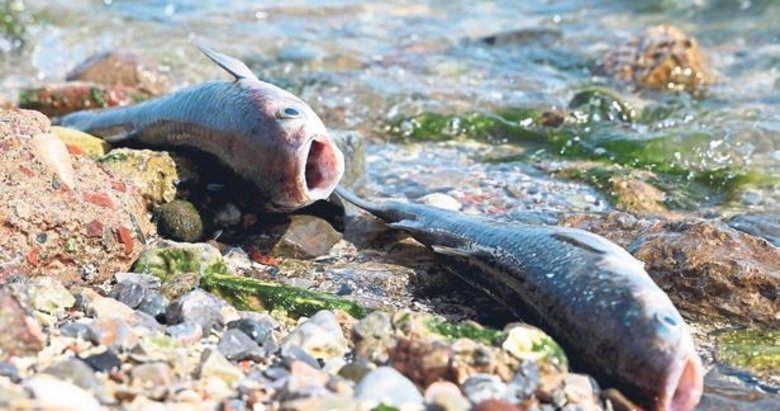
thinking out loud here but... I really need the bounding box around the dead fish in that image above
[59,42,344,211]
[335,187,703,411]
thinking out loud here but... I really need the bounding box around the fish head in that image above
[243,80,345,211]
[618,299,704,411]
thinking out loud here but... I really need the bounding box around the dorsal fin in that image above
[194,40,258,81]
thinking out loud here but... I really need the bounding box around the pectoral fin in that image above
[194,40,259,81]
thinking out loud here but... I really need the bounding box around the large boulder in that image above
[561,212,779,326]
[0,109,154,283]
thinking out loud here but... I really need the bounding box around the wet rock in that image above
[25,374,102,411]
[425,381,471,411]
[715,328,779,384]
[282,310,349,364]
[27,276,76,314]
[418,192,462,211]
[269,215,343,259]
[354,366,423,409]
[606,176,667,216]
[50,126,109,157]
[166,288,225,333]
[137,291,168,321]
[561,212,780,325]
[18,81,146,116]
[331,129,365,188]
[133,240,226,283]
[597,25,714,93]
[218,328,266,361]
[0,109,154,283]
[110,281,147,309]
[461,374,509,404]
[726,212,780,247]
[155,200,204,242]
[0,290,44,356]
[99,148,178,206]
[81,349,122,373]
[67,51,170,96]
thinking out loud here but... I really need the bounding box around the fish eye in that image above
[277,107,303,120]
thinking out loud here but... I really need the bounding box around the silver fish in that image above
[336,187,703,411]
[60,42,344,211]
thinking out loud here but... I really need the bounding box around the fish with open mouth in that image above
[59,42,344,211]
[335,187,704,411]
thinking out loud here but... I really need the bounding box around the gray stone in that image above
[25,375,102,411]
[109,281,147,309]
[137,291,168,322]
[60,322,97,341]
[42,359,108,401]
[166,289,223,333]
[228,318,276,349]
[282,310,348,363]
[354,366,423,409]
[461,374,508,404]
[115,272,161,290]
[166,321,203,345]
[199,348,244,386]
[218,328,266,361]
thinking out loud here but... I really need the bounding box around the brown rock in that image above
[607,176,668,216]
[67,51,170,96]
[269,215,343,259]
[0,109,154,284]
[561,212,780,325]
[598,25,714,93]
[18,82,147,117]
[390,338,456,387]
[473,400,522,411]
[0,290,44,356]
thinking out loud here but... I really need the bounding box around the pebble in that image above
[228,318,276,349]
[199,348,244,386]
[131,362,174,389]
[269,215,343,259]
[166,288,224,333]
[214,203,242,227]
[42,359,107,400]
[89,317,139,349]
[25,374,102,411]
[109,281,147,308]
[87,295,135,321]
[354,366,423,409]
[27,276,76,314]
[506,361,540,401]
[0,361,20,383]
[60,321,97,341]
[461,374,509,404]
[0,290,44,356]
[137,291,168,322]
[81,349,122,373]
[424,381,471,411]
[418,192,462,211]
[282,310,349,364]
[115,272,162,290]
[337,360,375,383]
[166,321,204,345]
[218,328,266,361]
[280,360,331,401]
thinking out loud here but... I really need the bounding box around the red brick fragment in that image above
[18,165,35,177]
[243,245,279,266]
[86,220,104,238]
[111,180,127,193]
[83,191,116,209]
[65,144,86,155]
[115,226,134,255]
[26,249,39,266]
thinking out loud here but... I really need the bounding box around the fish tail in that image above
[57,107,137,142]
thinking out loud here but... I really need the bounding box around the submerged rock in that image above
[715,328,779,385]
[561,212,780,325]
[0,109,153,283]
[597,25,714,94]
[726,212,780,247]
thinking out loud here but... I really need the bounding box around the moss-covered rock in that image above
[569,87,635,123]
[716,328,779,383]
[133,240,227,283]
[155,200,204,242]
[99,148,178,207]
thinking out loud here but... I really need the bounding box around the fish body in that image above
[59,44,344,211]
[336,187,703,411]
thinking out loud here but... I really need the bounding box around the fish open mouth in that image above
[303,136,343,199]
[664,350,704,411]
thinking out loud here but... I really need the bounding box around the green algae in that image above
[155,200,204,243]
[200,272,366,319]
[569,87,636,123]
[425,317,506,346]
[716,328,780,379]
[133,246,227,283]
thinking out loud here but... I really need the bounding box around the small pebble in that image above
[218,328,266,361]
[137,291,168,322]
[109,281,147,309]
[60,322,97,341]
[461,374,508,404]
[354,366,423,409]
[81,350,122,373]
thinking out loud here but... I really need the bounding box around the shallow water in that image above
[2,0,778,408]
